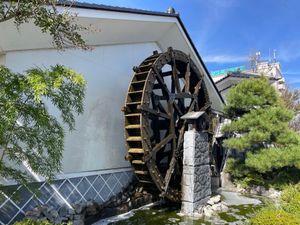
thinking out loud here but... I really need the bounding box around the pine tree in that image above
[223,77,300,187]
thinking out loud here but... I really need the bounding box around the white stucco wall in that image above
[4,42,160,174]
[0,53,5,65]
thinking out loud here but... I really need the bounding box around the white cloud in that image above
[203,54,247,63]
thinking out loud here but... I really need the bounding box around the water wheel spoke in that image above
[152,134,174,154]
[140,105,170,119]
[163,156,177,192]
[175,93,193,99]
[173,101,183,116]
[153,67,171,97]
[172,53,181,94]
[176,123,186,150]
[194,80,202,95]
[184,56,191,93]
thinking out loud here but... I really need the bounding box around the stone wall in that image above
[181,131,211,216]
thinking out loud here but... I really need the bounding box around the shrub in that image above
[13,219,71,225]
[250,183,300,224]
[13,219,54,225]
[249,208,300,225]
[280,183,300,216]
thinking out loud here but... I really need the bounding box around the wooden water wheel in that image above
[123,47,211,202]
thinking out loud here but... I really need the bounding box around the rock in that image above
[86,201,98,216]
[198,205,205,214]
[266,188,281,199]
[60,216,68,222]
[68,208,75,215]
[220,203,229,211]
[73,214,85,220]
[115,204,129,214]
[73,203,84,214]
[207,195,221,205]
[211,203,222,211]
[134,197,144,207]
[53,217,62,224]
[203,205,214,217]
[73,219,84,225]
[58,205,69,217]
[134,192,143,198]
[143,194,152,203]
[121,194,127,202]
[116,198,122,206]
[25,207,41,219]
[41,206,59,221]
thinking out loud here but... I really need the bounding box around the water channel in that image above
[94,191,266,225]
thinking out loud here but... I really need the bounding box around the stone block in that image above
[183,131,195,148]
[181,201,195,216]
[181,130,211,216]
[181,173,193,186]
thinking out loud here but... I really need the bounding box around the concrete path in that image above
[221,191,262,205]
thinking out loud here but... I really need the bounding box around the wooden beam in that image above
[139,105,171,119]
[152,134,174,153]
[185,55,191,93]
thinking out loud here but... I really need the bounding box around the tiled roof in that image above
[215,72,278,84]
[58,1,178,17]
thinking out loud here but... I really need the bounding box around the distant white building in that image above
[211,53,286,101]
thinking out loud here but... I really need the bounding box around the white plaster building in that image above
[0,3,224,223]
[212,60,286,101]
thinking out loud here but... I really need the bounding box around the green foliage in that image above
[225,158,265,187]
[249,208,300,225]
[13,219,54,225]
[13,219,71,225]
[0,65,86,194]
[246,146,300,173]
[280,183,300,216]
[223,77,300,187]
[250,183,300,225]
[224,77,279,118]
[0,1,89,50]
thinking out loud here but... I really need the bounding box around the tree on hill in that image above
[0,1,88,195]
[223,77,300,187]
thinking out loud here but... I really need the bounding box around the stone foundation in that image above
[181,131,211,216]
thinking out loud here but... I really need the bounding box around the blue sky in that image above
[82,0,300,88]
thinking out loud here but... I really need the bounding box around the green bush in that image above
[13,219,70,225]
[249,208,300,225]
[13,219,54,225]
[280,183,300,216]
[250,183,300,224]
